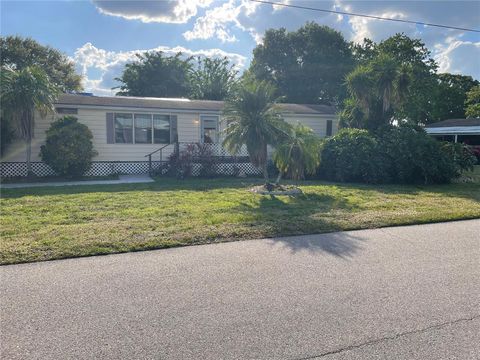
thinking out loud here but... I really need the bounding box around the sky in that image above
[1,0,479,96]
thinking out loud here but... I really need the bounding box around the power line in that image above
[250,0,480,33]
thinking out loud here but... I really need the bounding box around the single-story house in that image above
[1,94,339,177]
[425,118,480,143]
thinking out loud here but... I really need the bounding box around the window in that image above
[56,107,78,114]
[201,115,219,143]
[115,113,133,143]
[326,120,333,137]
[134,114,152,144]
[153,115,171,144]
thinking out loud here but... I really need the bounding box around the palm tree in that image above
[346,55,411,130]
[222,80,289,183]
[273,124,322,183]
[1,66,59,175]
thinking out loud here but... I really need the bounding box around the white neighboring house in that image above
[1,94,339,177]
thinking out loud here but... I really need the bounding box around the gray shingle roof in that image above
[56,94,336,115]
[426,118,480,128]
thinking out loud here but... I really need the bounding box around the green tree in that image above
[352,34,438,124]
[189,57,238,100]
[249,22,354,105]
[222,80,289,183]
[40,116,97,177]
[344,54,411,131]
[430,74,479,121]
[273,124,322,182]
[114,52,193,97]
[465,85,480,118]
[0,36,82,92]
[0,66,59,175]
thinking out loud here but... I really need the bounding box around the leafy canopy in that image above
[249,22,354,105]
[465,85,480,118]
[189,57,238,100]
[222,79,289,181]
[273,124,322,181]
[0,35,82,92]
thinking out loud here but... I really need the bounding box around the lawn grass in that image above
[1,177,479,265]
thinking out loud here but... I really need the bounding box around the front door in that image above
[201,115,219,143]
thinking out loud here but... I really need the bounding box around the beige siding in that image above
[1,107,338,163]
[283,114,339,138]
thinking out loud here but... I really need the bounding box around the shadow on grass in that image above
[234,193,365,258]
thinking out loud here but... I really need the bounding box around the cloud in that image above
[434,39,480,79]
[73,43,247,96]
[92,0,212,24]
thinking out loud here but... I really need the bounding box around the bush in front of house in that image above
[40,116,97,177]
[318,127,474,184]
[318,128,387,183]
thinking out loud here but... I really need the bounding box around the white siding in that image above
[1,107,338,163]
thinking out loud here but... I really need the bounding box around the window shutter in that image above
[326,119,333,137]
[106,113,114,144]
[170,115,178,143]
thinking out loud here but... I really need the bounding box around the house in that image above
[1,94,339,177]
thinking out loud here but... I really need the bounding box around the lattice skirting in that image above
[1,161,261,178]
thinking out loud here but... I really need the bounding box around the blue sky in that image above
[2,0,479,96]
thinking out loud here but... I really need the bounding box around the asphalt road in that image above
[1,220,479,359]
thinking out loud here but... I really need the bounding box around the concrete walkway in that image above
[1,220,479,359]
[0,174,154,189]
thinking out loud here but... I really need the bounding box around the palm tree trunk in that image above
[26,137,32,177]
[275,171,282,185]
[262,162,269,184]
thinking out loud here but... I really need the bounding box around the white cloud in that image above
[92,0,212,24]
[73,43,247,96]
[434,39,480,78]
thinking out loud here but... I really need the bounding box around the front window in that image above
[153,115,170,144]
[134,114,152,144]
[115,113,133,143]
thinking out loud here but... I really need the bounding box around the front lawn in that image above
[1,178,479,264]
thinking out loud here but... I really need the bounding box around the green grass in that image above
[1,177,480,265]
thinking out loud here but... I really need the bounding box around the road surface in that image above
[1,220,479,359]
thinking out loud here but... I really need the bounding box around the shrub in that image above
[318,126,471,185]
[40,116,97,177]
[318,128,386,183]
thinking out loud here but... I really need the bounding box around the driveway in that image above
[1,220,479,359]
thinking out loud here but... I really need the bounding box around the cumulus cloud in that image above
[434,39,480,78]
[73,43,247,96]
[92,0,212,24]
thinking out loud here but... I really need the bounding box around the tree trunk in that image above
[262,162,269,184]
[26,137,32,177]
[275,171,282,185]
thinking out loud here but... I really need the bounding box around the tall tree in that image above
[465,85,480,118]
[344,55,411,131]
[114,52,192,97]
[353,34,438,124]
[0,66,59,175]
[249,22,354,105]
[222,80,289,183]
[0,36,82,92]
[430,74,479,121]
[189,57,238,100]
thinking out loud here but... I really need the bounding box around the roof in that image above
[55,94,336,115]
[425,118,480,128]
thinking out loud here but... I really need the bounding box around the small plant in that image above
[40,116,97,177]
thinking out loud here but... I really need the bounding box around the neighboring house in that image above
[1,94,339,177]
[425,118,480,160]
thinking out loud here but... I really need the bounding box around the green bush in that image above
[318,126,472,184]
[40,116,97,177]
[318,128,386,183]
